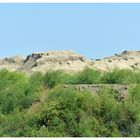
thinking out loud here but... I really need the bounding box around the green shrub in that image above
[0,70,37,114]
[101,69,140,84]
[74,67,102,84]
[43,70,65,88]
[29,72,44,92]
[128,84,140,104]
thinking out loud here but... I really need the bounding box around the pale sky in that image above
[0,3,140,59]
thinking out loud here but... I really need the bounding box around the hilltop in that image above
[94,50,140,71]
[0,50,140,73]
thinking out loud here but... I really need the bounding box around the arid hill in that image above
[20,51,92,73]
[93,50,140,71]
[0,50,140,74]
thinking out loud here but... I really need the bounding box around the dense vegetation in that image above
[0,68,140,137]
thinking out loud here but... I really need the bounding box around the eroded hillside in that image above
[0,50,140,73]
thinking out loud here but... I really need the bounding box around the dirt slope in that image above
[0,50,140,74]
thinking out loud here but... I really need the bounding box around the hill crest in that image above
[0,50,140,73]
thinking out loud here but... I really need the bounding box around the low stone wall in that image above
[63,84,136,101]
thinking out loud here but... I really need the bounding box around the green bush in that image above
[43,70,65,88]
[0,70,37,114]
[73,67,102,84]
[29,72,44,92]
[101,69,140,84]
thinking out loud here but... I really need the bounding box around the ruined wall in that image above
[63,84,135,101]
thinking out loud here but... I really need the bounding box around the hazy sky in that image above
[0,3,140,59]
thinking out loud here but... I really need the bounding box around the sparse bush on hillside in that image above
[101,69,140,84]
[43,70,76,88]
[43,70,65,88]
[72,67,102,84]
[101,69,124,84]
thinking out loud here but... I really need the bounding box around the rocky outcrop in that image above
[93,50,140,71]
[0,50,140,73]
[20,51,93,73]
[0,56,25,72]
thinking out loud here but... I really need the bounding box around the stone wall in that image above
[63,84,135,101]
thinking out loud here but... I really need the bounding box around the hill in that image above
[0,50,140,73]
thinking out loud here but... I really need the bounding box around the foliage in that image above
[0,70,38,114]
[102,69,140,84]
[23,87,140,137]
[43,70,68,88]
[73,67,102,84]
[0,69,140,137]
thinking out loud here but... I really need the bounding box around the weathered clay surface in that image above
[0,50,140,73]
[93,51,140,71]
[0,56,25,72]
[20,51,92,74]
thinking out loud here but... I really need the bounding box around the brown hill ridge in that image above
[93,50,140,71]
[0,50,140,74]
[20,51,92,73]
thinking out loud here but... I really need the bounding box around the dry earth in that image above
[0,50,140,74]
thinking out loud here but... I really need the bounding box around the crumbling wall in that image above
[63,84,135,101]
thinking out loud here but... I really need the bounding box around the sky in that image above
[0,3,140,59]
